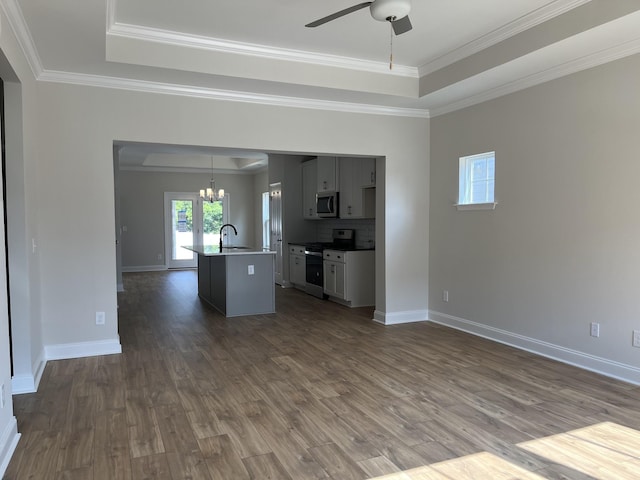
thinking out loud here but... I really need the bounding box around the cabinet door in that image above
[317,157,337,192]
[338,158,353,218]
[339,157,365,218]
[290,254,305,286]
[334,261,346,299]
[358,158,376,187]
[302,159,318,219]
[323,260,345,299]
[323,260,336,296]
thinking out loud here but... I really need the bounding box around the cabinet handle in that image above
[371,171,375,184]
[331,265,335,273]
[348,206,352,215]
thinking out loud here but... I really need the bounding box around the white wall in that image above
[118,170,259,268]
[430,53,640,383]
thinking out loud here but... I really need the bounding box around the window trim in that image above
[455,202,497,211]
[456,151,497,210]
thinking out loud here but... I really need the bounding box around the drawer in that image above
[323,250,345,262]
[289,245,305,255]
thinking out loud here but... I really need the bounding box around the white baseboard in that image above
[429,310,640,386]
[12,349,46,394]
[0,417,20,478]
[373,309,429,325]
[122,265,167,272]
[45,337,122,360]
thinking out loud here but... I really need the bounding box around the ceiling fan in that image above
[306,0,412,35]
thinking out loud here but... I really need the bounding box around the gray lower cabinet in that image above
[197,253,275,317]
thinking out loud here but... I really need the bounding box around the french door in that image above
[164,192,202,269]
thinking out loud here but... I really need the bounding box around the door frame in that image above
[164,192,202,269]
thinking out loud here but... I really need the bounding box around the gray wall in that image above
[118,170,259,268]
[430,53,640,381]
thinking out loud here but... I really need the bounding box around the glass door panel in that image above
[165,192,201,269]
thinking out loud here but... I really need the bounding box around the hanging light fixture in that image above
[200,156,224,202]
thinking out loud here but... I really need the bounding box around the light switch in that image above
[248,265,255,275]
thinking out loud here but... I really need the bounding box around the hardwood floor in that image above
[5,270,640,479]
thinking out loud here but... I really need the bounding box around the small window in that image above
[457,151,496,210]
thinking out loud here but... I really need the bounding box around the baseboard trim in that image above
[44,337,122,360]
[12,349,46,394]
[429,310,640,386]
[122,265,167,272]
[0,417,20,478]
[373,309,429,325]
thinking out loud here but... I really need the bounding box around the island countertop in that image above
[183,245,275,256]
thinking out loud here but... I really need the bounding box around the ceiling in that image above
[5,0,640,168]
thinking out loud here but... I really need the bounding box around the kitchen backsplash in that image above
[316,219,376,248]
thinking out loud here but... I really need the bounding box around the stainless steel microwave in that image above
[317,191,338,218]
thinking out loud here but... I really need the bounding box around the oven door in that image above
[305,251,325,298]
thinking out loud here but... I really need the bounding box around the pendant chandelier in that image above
[200,156,224,202]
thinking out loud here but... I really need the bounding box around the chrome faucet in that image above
[219,223,238,251]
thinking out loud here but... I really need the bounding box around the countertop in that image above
[183,245,275,256]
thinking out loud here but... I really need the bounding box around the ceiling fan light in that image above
[370,0,411,22]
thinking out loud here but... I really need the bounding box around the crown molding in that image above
[0,0,43,77]
[107,21,419,79]
[418,0,593,76]
[119,165,261,175]
[37,70,431,119]
[430,36,640,117]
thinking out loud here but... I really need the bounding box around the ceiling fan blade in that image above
[391,15,412,35]
[306,2,373,28]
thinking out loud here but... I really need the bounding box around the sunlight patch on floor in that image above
[519,422,640,479]
[368,451,546,479]
[368,422,640,480]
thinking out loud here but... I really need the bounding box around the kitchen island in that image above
[183,246,276,317]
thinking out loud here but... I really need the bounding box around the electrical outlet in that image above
[590,322,600,338]
[633,330,640,348]
[157,253,162,260]
[443,290,449,302]
[96,311,106,325]
[248,265,255,275]
[1,383,5,409]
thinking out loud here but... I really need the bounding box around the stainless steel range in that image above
[304,229,355,299]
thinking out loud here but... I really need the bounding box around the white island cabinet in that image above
[323,249,375,307]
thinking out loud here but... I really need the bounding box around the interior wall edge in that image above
[0,417,20,478]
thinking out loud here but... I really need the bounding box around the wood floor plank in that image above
[166,452,213,480]
[242,452,294,480]
[56,427,94,472]
[198,434,251,480]
[308,442,368,480]
[130,453,172,480]
[93,409,132,480]
[8,270,640,480]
